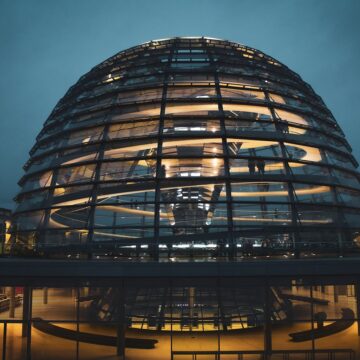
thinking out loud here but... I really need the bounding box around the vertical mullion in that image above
[205,39,235,260]
[86,123,110,258]
[310,285,315,358]
[38,167,59,252]
[264,91,300,257]
[153,43,176,260]
[25,287,32,360]
[2,322,6,360]
[264,280,272,359]
[76,287,80,360]
[320,150,347,256]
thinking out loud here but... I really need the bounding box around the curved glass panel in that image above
[11,37,360,260]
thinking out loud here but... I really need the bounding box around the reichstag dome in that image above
[11,37,360,260]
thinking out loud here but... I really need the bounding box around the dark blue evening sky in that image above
[0,0,359,209]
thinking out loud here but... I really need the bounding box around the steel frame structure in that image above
[10,37,360,260]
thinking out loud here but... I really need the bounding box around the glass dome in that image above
[11,37,360,260]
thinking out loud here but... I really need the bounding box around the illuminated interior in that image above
[10,37,360,260]
[3,36,360,360]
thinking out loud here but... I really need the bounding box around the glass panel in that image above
[231,182,289,202]
[31,321,77,360]
[64,126,104,146]
[122,73,164,87]
[343,210,360,228]
[46,206,91,229]
[312,284,357,320]
[27,153,59,173]
[292,183,334,204]
[60,144,99,166]
[159,181,225,202]
[229,158,285,175]
[98,181,156,202]
[221,87,265,101]
[68,109,108,128]
[92,226,154,242]
[94,204,155,227]
[159,201,227,229]
[5,323,27,359]
[228,139,282,158]
[288,161,330,176]
[57,164,96,185]
[108,120,158,140]
[284,142,323,163]
[162,138,223,156]
[99,160,155,181]
[337,187,360,207]
[23,172,53,192]
[297,205,338,226]
[333,169,360,188]
[103,141,157,160]
[225,118,276,133]
[72,96,112,114]
[219,284,265,353]
[223,103,272,119]
[219,74,261,87]
[232,203,292,226]
[269,92,312,111]
[326,149,357,170]
[162,158,225,178]
[116,88,163,103]
[42,229,88,247]
[163,118,221,134]
[171,73,214,84]
[109,103,161,122]
[79,323,119,360]
[16,190,48,212]
[53,184,92,198]
[165,102,219,116]
[167,86,216,99]
[14,210,45,230]
[32,288,76,320]
[0,287,24,320]
[33,139,60,156]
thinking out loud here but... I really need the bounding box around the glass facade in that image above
[10,37,360,260]
[3,37,360,360]
[0,269,360,360]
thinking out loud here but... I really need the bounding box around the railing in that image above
[171,349,356,360]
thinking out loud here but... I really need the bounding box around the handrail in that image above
[171,348,356,360]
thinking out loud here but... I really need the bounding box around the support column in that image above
[116,286,126,359]
[22,287,31,337]
[22,287,32,360]
[43,287,48,304]
[355,282,360,336]
[8,287,15,318]
[264,284,272,359]
[188,287,195,332]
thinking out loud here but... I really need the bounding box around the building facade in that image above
[11,37,360,259]
[2,37,360,360]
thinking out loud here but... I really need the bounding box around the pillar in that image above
[22,287,32,338]
[116,287,126,359]
[21,286,32,360]
[8,287,15,318]
[264,284,272,359]
[43,287,48,304]
[355,282,360,336]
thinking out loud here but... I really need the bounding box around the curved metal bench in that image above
[289,308,354,342]
[32,317,158,349]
